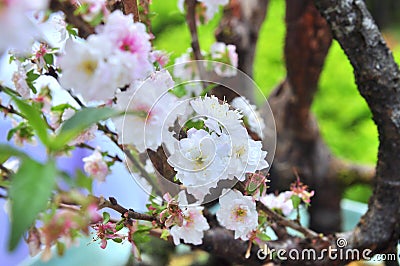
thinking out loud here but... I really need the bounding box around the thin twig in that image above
[0,103,25,118]
[77,143,123,162]
[98,196,157,223]
[257,202,319,239]
[236,182,318,239]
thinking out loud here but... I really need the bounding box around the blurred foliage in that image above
[151,0,400,203]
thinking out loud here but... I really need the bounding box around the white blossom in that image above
[98,10,153,80]
[199,0,229,21]
[231,96,265,138]
[114,70,179,152]
[173,49,203,96]
[260,191,294,216]
[216,189,258,240]
[170,191,210,245]
[227,137,269,181]
[168,128,229,202]
[0,0,49,52]
[58,36,117,101]
[190,95,243,134]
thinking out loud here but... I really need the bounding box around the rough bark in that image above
[314,0,400,252]
[198,0,399,263]
[267,0,341,233]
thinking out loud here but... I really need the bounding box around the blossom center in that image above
[79,59,98,76]
[232,205,248,222]
[119,35,140,53]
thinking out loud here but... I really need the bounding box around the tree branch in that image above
[122,0,140,22]
[185,0,203,62]
[97,196,158,223]
[314,0,400,252]
[332,159,375,186]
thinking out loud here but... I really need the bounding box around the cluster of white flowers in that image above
[58,10,154,102]
[260,191,294,216]
[173,42,239,96]
[169,191,210,245]
[168,95,268,202]
[210,42,238,77]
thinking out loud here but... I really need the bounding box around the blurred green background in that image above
[150,0,400,203]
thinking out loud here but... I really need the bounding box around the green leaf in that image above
[291,195,301,209]
[132,231,150,244]
[257,232,271,242]
[12,97,49,146]
[51,103,75,112]
[26,70,40,83]
[8,159,57,251]
[56,241,66,256]
[115,223,124,232]
[43,54,54,65]
[51,107,121,150]
[0,144,29,163]
[102,212,110,224]
[160,229,170,240]
[76,170,93,193]
[112,238,122,243]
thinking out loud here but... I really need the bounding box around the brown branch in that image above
[122,0,140,22]
[97,196,157,223]
[257,202,319,239]
[185,0,203,62]
[314,0,400,254]
[139,0,152,33]
[49,0,94,39]
[0,103,25,118]
[332,159,375,186]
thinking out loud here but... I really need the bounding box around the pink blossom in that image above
[99,10,153,80]
[82,149,108,182]
[290,178,315,204]
[92,222,123,249]
[151,50,169,68]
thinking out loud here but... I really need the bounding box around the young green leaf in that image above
[160,229,170,240]
[0,144,29,163]
[12,97,50,146]
[103,212,110,224]
[8,159,57,251]
[291,195,302,209]
[51,107,121,150]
